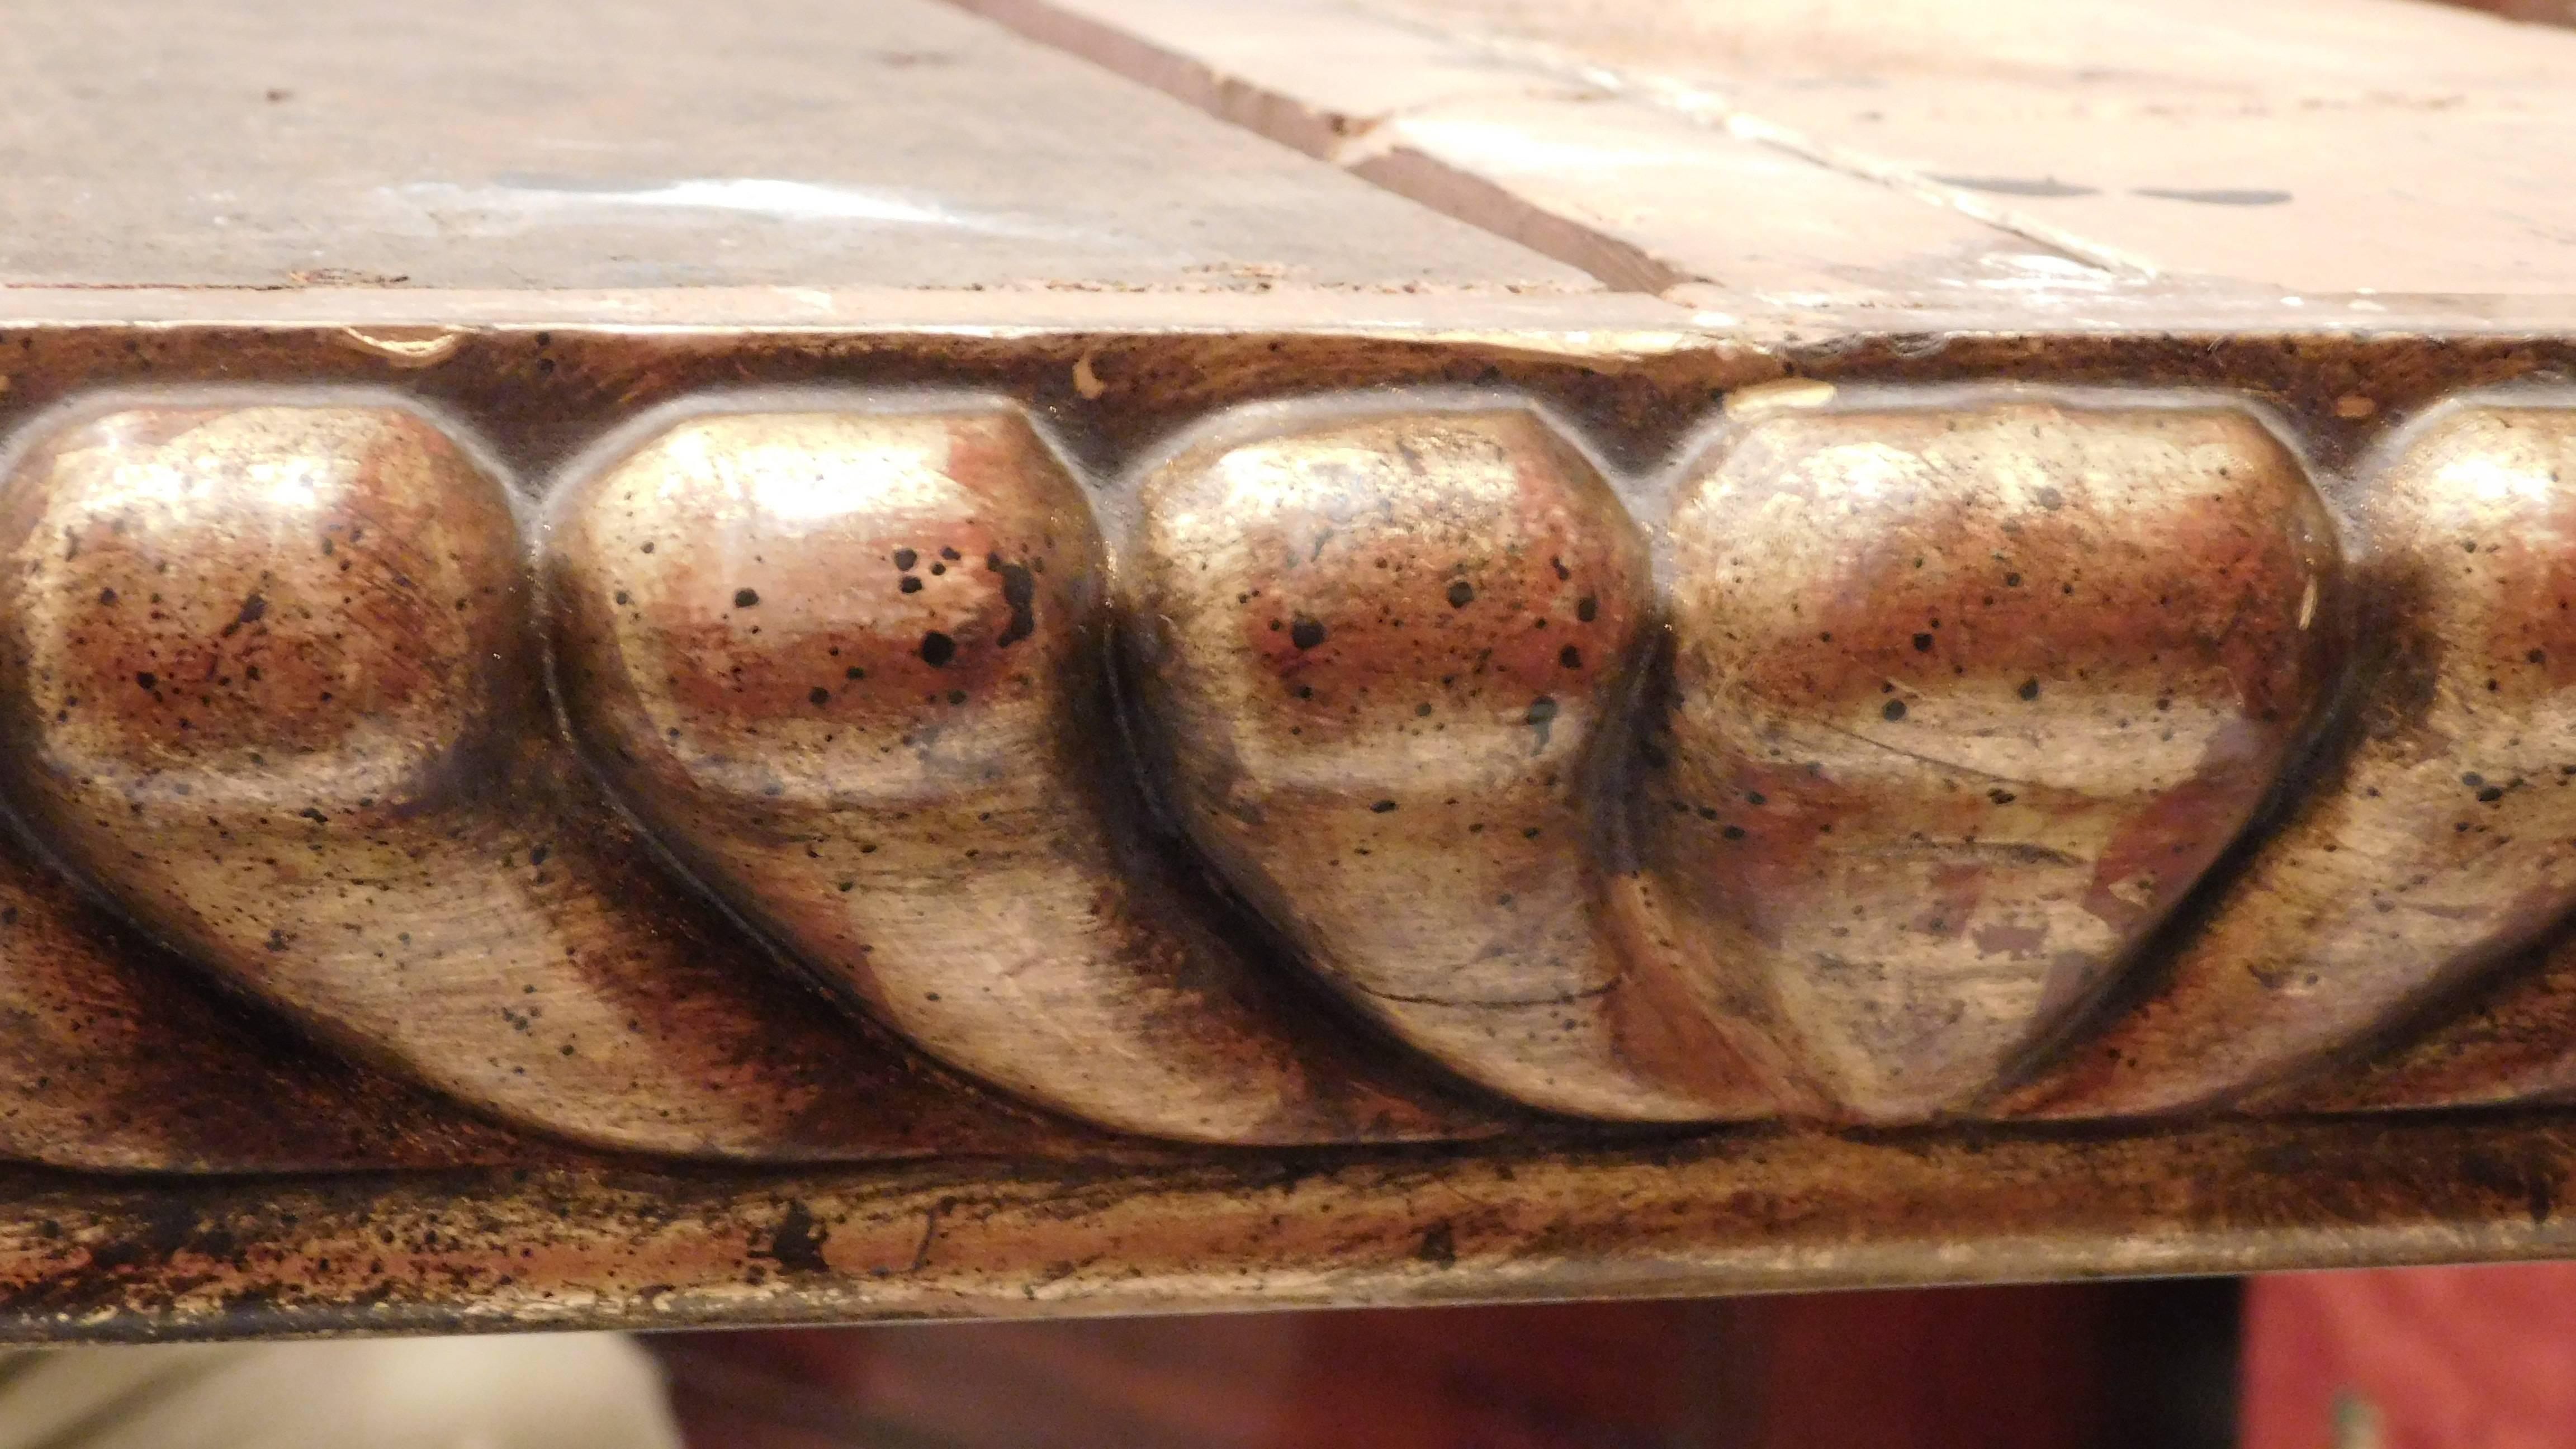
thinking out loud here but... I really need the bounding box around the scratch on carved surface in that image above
[1805,718,2067,793]
[1351,977,1624,1010]
[910,1197,955,1275]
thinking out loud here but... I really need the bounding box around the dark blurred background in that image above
[651,1277,2242,1449]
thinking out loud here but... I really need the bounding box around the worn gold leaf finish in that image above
[0,334,2562,1329]
[1651,399,2340,1122]
[1124,405,1769,1121]
[0,405,1055,1161]
[2025,402,2576,1116]
[547,406,1495,1144]
[0,823,529,1172]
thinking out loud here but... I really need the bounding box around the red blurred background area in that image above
[650,1279,2234,1448]
[651,1263,2576,1447]
[2246,1263,2576,1449]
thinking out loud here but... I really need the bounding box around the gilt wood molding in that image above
[11,0,2576,1338]
[0,321,2560,1337]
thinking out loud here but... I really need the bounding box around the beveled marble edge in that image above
[8,284,2576,338]
[0,286,1703,336]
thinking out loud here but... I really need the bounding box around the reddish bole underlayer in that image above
[1124,405,1769,1122]
[0,387,2566,1163]
[0,405,1058,1161]
[1654,400,2340,1123]
[2017,403,2576,1116]
[548,406,1495,1144]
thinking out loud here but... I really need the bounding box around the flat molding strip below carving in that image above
[4,1110,2576,1342]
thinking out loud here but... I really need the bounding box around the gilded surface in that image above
[1125,404,1765,1121]
[0,320,2561,1339]
[548,406,1489,1143]
[0,406,1061,1161]
[1653,399,2337,1121]
[2019,403,2576,1115]
[0,381,2564,1161]
[0,314,2542,1338]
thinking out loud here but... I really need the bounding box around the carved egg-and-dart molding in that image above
[1650,394,2341,1123]
[0,402,1063,1162]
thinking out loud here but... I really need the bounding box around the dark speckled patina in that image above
[0,320,2555,1338]
[1124,401,1768,1122]
[546,403,1500,1144]
[0,402,1066,1162]
[1652,394,2340,1123]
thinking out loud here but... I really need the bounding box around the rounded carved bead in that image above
[0,403,1018,1160]
[548,405,1490,1144]
[1124,404,1768,1121]
[2028,400,2576,1115]
[1654,396,2339,1121]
